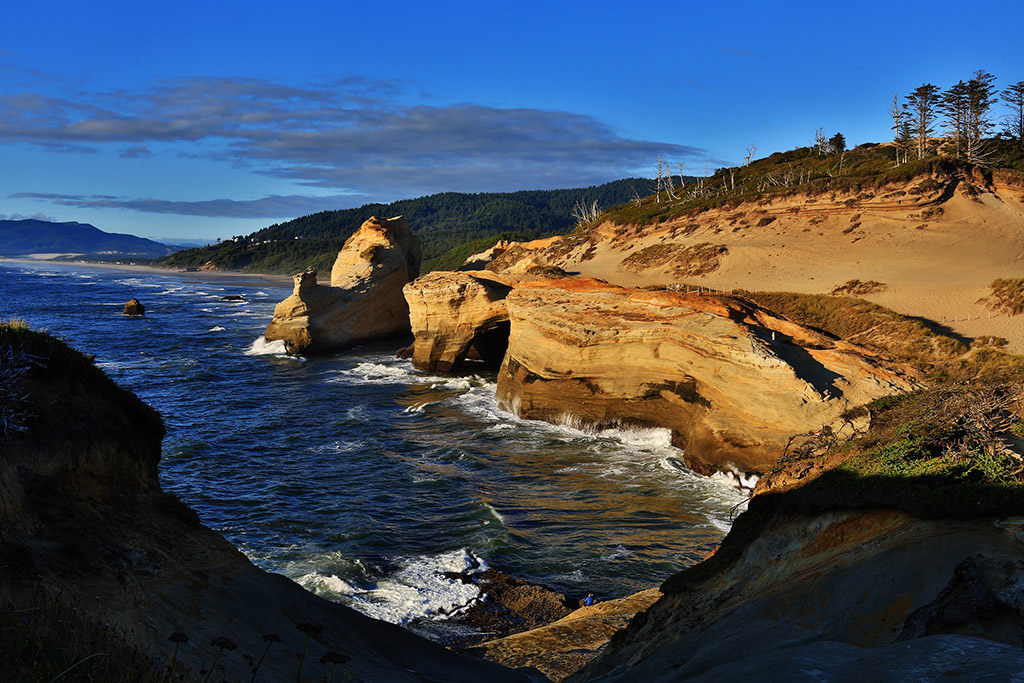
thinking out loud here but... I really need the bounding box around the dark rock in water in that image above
[123,298,145,315]
[441,568,575,648]
[221,295,245,301]
[395,344,414,359]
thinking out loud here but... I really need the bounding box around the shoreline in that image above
[0,257,293,288]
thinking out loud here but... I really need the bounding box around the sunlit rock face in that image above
[403,270,523,372]
[265,216,421,354]
[495,278,917,475]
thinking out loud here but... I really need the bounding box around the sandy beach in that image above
[0,257,293,288]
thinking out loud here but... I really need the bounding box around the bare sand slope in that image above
[541,177,1024,352]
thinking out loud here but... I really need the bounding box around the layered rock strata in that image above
[496,279,917,475]
[265,216,421,354]
[403,270,521,372]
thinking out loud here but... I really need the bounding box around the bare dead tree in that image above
[571,199,601,229]
[630,185,643,207]
[744,142,757,166]
[813,127,828,156]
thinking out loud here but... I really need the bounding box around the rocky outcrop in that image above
[265,216,421,354]
[460,236,562,272]
[496,279,918,475]
[474,588,660,681]
[0,328,531,682]
[123,298,145,315]
[403,270,521,372]
[571,509,1024,681]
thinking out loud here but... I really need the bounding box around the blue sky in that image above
[2,0,1023,242]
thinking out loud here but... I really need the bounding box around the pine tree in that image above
[940,81,968,159]
[1001,81,1024,150]
[905,84,940,160]
[828,132,846,154]
[963,70,996,164]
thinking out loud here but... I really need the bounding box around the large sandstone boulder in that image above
[403,270,521,372]
[496,279,918,475]
[265,216,421,354]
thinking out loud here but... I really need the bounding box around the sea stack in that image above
[264,216,421,355]
[123,298,145,315]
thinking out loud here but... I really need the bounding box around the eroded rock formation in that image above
[403,270,521,372]
[265,216,421,354]
[496,279,917,475]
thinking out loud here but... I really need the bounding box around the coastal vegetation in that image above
[157,179,664,275]
[984,278,1024,315]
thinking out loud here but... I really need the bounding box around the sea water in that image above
[0,260,747,638]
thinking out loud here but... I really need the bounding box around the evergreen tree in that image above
[963,70,997,163]
[1001,80,1024,149]
[905,84,941,160]
[828,132,846,154]
[939,80,969,159]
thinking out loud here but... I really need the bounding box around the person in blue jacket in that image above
[583,593,596,606]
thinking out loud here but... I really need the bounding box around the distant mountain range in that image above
[0,219,177,259]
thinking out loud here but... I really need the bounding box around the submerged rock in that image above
[265,216,421,354]
[495,278,918,476]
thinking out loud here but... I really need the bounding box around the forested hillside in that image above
[159,179,667,274]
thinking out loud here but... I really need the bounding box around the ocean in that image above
[0,259,746,639]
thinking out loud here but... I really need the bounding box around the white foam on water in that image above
[329,361,450,386]
[208,325,226,332]
[296,549,488,625]
[710,466,760,491]
[244,336,288,356]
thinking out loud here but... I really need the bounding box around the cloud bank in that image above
[1,76,717,217]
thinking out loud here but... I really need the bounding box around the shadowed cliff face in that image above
[493,279,918,476]
[0,327,533,683]
[265,216,422,355]
[570,508,1024,682]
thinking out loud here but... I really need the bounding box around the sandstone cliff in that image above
[495,278,917,475]
[501,167,1024,354]
[0,324,531,682]
[265,216,421,354]
[403,270,522,372]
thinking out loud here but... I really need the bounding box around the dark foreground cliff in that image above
[566,367,1024,681]
[0,322,535,682]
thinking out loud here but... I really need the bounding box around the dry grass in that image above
[830,279,887,296]
[983,278,1024,315]
[0,586,197,682]
[737,291,966,368]
[620,243,727,277]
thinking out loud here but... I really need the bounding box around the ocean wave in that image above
[244,336,288,356]
[328,360,447,386]
[207,325,226,332]
[296,549,488,626]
